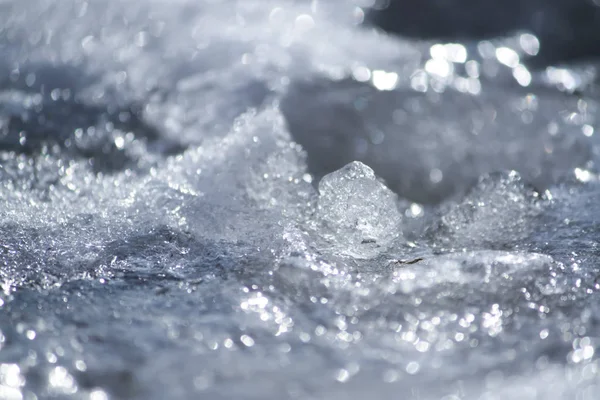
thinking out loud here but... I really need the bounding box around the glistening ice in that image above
[1,0,600,399]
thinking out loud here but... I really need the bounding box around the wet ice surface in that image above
[1,0,600,399]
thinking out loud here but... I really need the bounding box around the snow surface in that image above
[1,0,600,399]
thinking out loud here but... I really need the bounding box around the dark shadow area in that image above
[365,0,600,67]
[0,63,186,173]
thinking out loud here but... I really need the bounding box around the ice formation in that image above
[427,170,549,249]
[316,161,402,258]
[0,0,600,399]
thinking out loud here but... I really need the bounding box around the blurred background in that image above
[282,0,600,204]
[367,0,600,66]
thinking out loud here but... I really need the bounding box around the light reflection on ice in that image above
[0,0,599,399]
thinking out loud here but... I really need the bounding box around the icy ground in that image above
[1,0,600,399]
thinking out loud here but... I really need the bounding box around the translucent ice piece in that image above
[428,170,547,249]
[316,161,402,258]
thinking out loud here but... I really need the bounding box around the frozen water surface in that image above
[1,0,600,399]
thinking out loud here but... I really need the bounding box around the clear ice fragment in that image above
[316,161,402,258]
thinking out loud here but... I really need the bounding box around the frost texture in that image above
[0,1,600,400]
[428,170,547,248]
